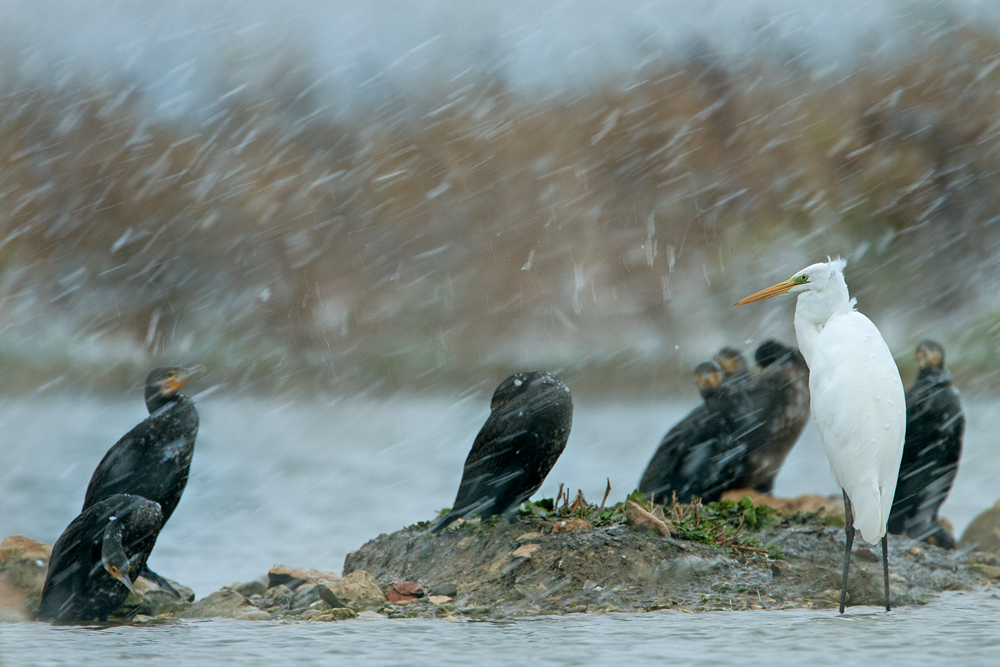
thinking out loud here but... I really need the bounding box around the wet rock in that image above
[721,489,846,521]
[551,518,593,533]
[180,589,259,619]
[0,580,29,622]
[268,564,341,590]
[117,575,194,617]
[290,583,324,610]
[960,500,1000,553]
[512,543,540,559]
[384,581,424,602]
[430,582,458,597]
[0,536,51,593]
[624,501,673,536]
[317,571,386,611]
[232,576,268,598]
[264,584,293,608]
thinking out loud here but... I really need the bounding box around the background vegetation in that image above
[1,9,999,397]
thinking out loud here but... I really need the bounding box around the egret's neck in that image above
[792,278,852,368]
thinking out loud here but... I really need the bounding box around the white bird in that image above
[736,258,904,613]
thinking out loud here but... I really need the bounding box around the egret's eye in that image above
[793,275,808,284]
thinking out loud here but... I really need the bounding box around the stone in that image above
[290,583,323,610]
[515,532,543,542]
[720,489,846,520]
[551,518,592,533]
[235,610,272,621]
[232,577,268,598]
[428,595,452,605]
[179,589,259,619]
[268,564,341,590]
[960,500,1000,553]
[512,544,540,558]
[429,582,458,597]
[384,581,424,602]
[264,584,293,607]
[117,575,194,617]
[624,501,673,536]
[0,535,51,593]
[0,580,29,622]
[356,610,386,620]
[317,571,386,611]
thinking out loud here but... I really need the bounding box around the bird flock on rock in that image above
[33,259,967,622]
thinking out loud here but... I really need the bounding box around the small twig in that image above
[591,478,612,522]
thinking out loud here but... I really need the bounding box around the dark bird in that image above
[34,494,164,623]
[887,340,964,548]
[714,346,750,386]
[429,371,573,532]
[82,365,203,593]
[732,340,810,493]
[638,361,750,504]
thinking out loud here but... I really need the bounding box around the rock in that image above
[721,490,845,520]
[0,580,29,622]
[511,544,540,559]
[268,564,341,590]
[290,583,323,610]
[551,518,592,533]
[264,584,293,608]
[384,581,424,602]
[232,577,268,598]
[0,536,51,588]
[960,500,1000,553]
[515,532,542,542]
[180,589,259,619]
[968,564,1000,579]
[624,501,673,536]
[356,610,386,620]
[317,571,386,611]
[117,575,194,617]
[429,582,458,597]
[235,610,272,621]
[428,595,452,605]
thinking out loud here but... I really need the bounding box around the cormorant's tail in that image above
[428,510,461,534]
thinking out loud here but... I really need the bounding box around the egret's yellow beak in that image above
[164,365,206,394]
[735,279,796,306]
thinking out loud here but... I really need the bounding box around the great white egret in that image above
[887,340,964,549]
[736,259,905,613]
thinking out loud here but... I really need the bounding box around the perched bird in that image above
[82,365,204,593]
[737,259,904,613]
[638,361,750,504]
[733,340,810,493]
[713,347,751,386]
[887,340,964,549]
[429,372,573,532]
[34,494,164,623]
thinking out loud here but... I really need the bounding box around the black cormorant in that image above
[713,346,750,386]
[82,365,203,592]
[429,371,573,532]
[733,340,810,493]
[887,340,964,548]
[34,494,164,623]
[638,361,750,504]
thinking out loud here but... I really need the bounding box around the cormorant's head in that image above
[915,340,945,370]
[754,339,793,368]
[693,361,724,398]
[101,520,137,596]
[144,365,205,411]
[490,371,569,411]
[713,347,748,381]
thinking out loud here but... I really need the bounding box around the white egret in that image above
[736,259,905,613]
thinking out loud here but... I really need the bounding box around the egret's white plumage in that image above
[737,258,905,611]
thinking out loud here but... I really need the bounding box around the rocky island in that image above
[3,495,999,623]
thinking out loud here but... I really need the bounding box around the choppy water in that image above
[1,393,998,665]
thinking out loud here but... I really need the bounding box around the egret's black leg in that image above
[839,490,855,614]
[881,533,891,612]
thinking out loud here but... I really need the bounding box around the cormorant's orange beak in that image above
[107,565,137,595]
[164,365,206,393]
[735,279,796,305]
